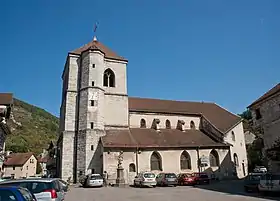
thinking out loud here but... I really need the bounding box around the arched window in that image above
[233,153,239,167]
[209,150,219,167]
[231,131,235,141]
[190,121,195,129]
[180,151,191,170]
[165,120,171,129]
[140,119,146,128]
[129,163,136,172]
[103,68,115,87]
[150,151,162,171]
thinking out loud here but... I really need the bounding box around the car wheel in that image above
[152,185,156,188]
[244,187,249,192]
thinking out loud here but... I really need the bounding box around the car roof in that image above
[0,178,59,184]
[0,185,25,190]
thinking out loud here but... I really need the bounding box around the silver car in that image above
[0,178,66,201]
[85,174,104,187]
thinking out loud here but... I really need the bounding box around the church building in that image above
[57,36,248,184]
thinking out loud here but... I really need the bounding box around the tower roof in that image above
[70,39,127,62]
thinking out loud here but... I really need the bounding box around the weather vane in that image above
[93,22,99,41]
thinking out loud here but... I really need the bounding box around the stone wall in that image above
[250,92,280,149]
[103,147,233,185]
[224,122,248,178]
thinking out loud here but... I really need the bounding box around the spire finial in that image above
[93,22,99,41]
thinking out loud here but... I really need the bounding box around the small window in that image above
[26,166,28,170]
[165,120,171,129]
[129,163,136,172]
[90,122,94,129]
[255,108,262,120]
[91,145,94,150]
[91,169,95,174]
[30,159,34,163]
[13,166,15,170]
[91,81,95,86]
[92,64,95,68]
[231,131,235,141]
[140,119,146,128]
[90,100,95,106]
[190,121,195,129]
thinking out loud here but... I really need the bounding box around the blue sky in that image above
[1,0,279,117]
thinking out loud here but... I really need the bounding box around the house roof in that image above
[101,128,228,148]
[0,93,13,105]
[37,156,49,163]
[70,39,127,61]
[128,97,241,133]
[248,83,280,108]
[4,152,34,166]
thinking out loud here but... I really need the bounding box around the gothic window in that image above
[255,108,262,120]
[150,151,162,171]
[231,131,235,141]
[209,150,219,167]
[90,122,94,129]
[190,121,195,129]
[140,119,146,128]
[233,153,239,166]
[165,120,171,129]
[129,163,136,172]
[91,145,94,151]
[103,68,115,87]
[180,151,191,170]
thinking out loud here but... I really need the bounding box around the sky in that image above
[1,0,279,117]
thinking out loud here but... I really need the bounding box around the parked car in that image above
[0,178,66,201]
[243,172,264,192]
[177,173,196,186]
[156,173,177,187]
[134,172,157,187]
[84,174,104,187]
[253,166,267,173]
[0,186,36,201]
[0,176,14,182]
[258,173,280,194]
[58,179,69,192]
[191,173,210,185]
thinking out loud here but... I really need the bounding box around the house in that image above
[0,93,13,177]
[57,36,248,184]
[3,152,37,179]
[248,83,280,172]
[37,149,49,176]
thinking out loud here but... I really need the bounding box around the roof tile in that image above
[70,40,127,61]
[102,128,227,148]
[4,152,34,166]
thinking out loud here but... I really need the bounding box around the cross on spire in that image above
[93,22,99,41]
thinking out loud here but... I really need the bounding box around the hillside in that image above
[5,98,59,155]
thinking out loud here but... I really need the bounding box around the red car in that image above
[178,173,210,185]
[177,173,196,185]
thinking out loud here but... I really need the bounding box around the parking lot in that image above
[65,182,279,201]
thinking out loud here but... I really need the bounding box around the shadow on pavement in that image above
[195,180,280,200]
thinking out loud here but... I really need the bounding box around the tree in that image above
[36,162,43,174]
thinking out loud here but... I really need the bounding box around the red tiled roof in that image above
[0,93,13,105]
[128,97,241,133]
[4,152,34,166]
[37,156,49,163]
[70,40,127,61]
[248,83,280,108]
[101,128,228,148]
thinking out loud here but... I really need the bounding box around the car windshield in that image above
[248,175,262,180]
[165,173,176,178]
[199,174,208,178]
[143,173,155,178]
[90,175,103,180]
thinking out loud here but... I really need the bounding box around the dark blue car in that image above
[0,186,36,201]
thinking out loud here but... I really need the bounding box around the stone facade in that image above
[248,84,280,172]
[58,38,248,183]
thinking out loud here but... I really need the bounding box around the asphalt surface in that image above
[65,181,280,201]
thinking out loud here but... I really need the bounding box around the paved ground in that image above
[65,181,279,201]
